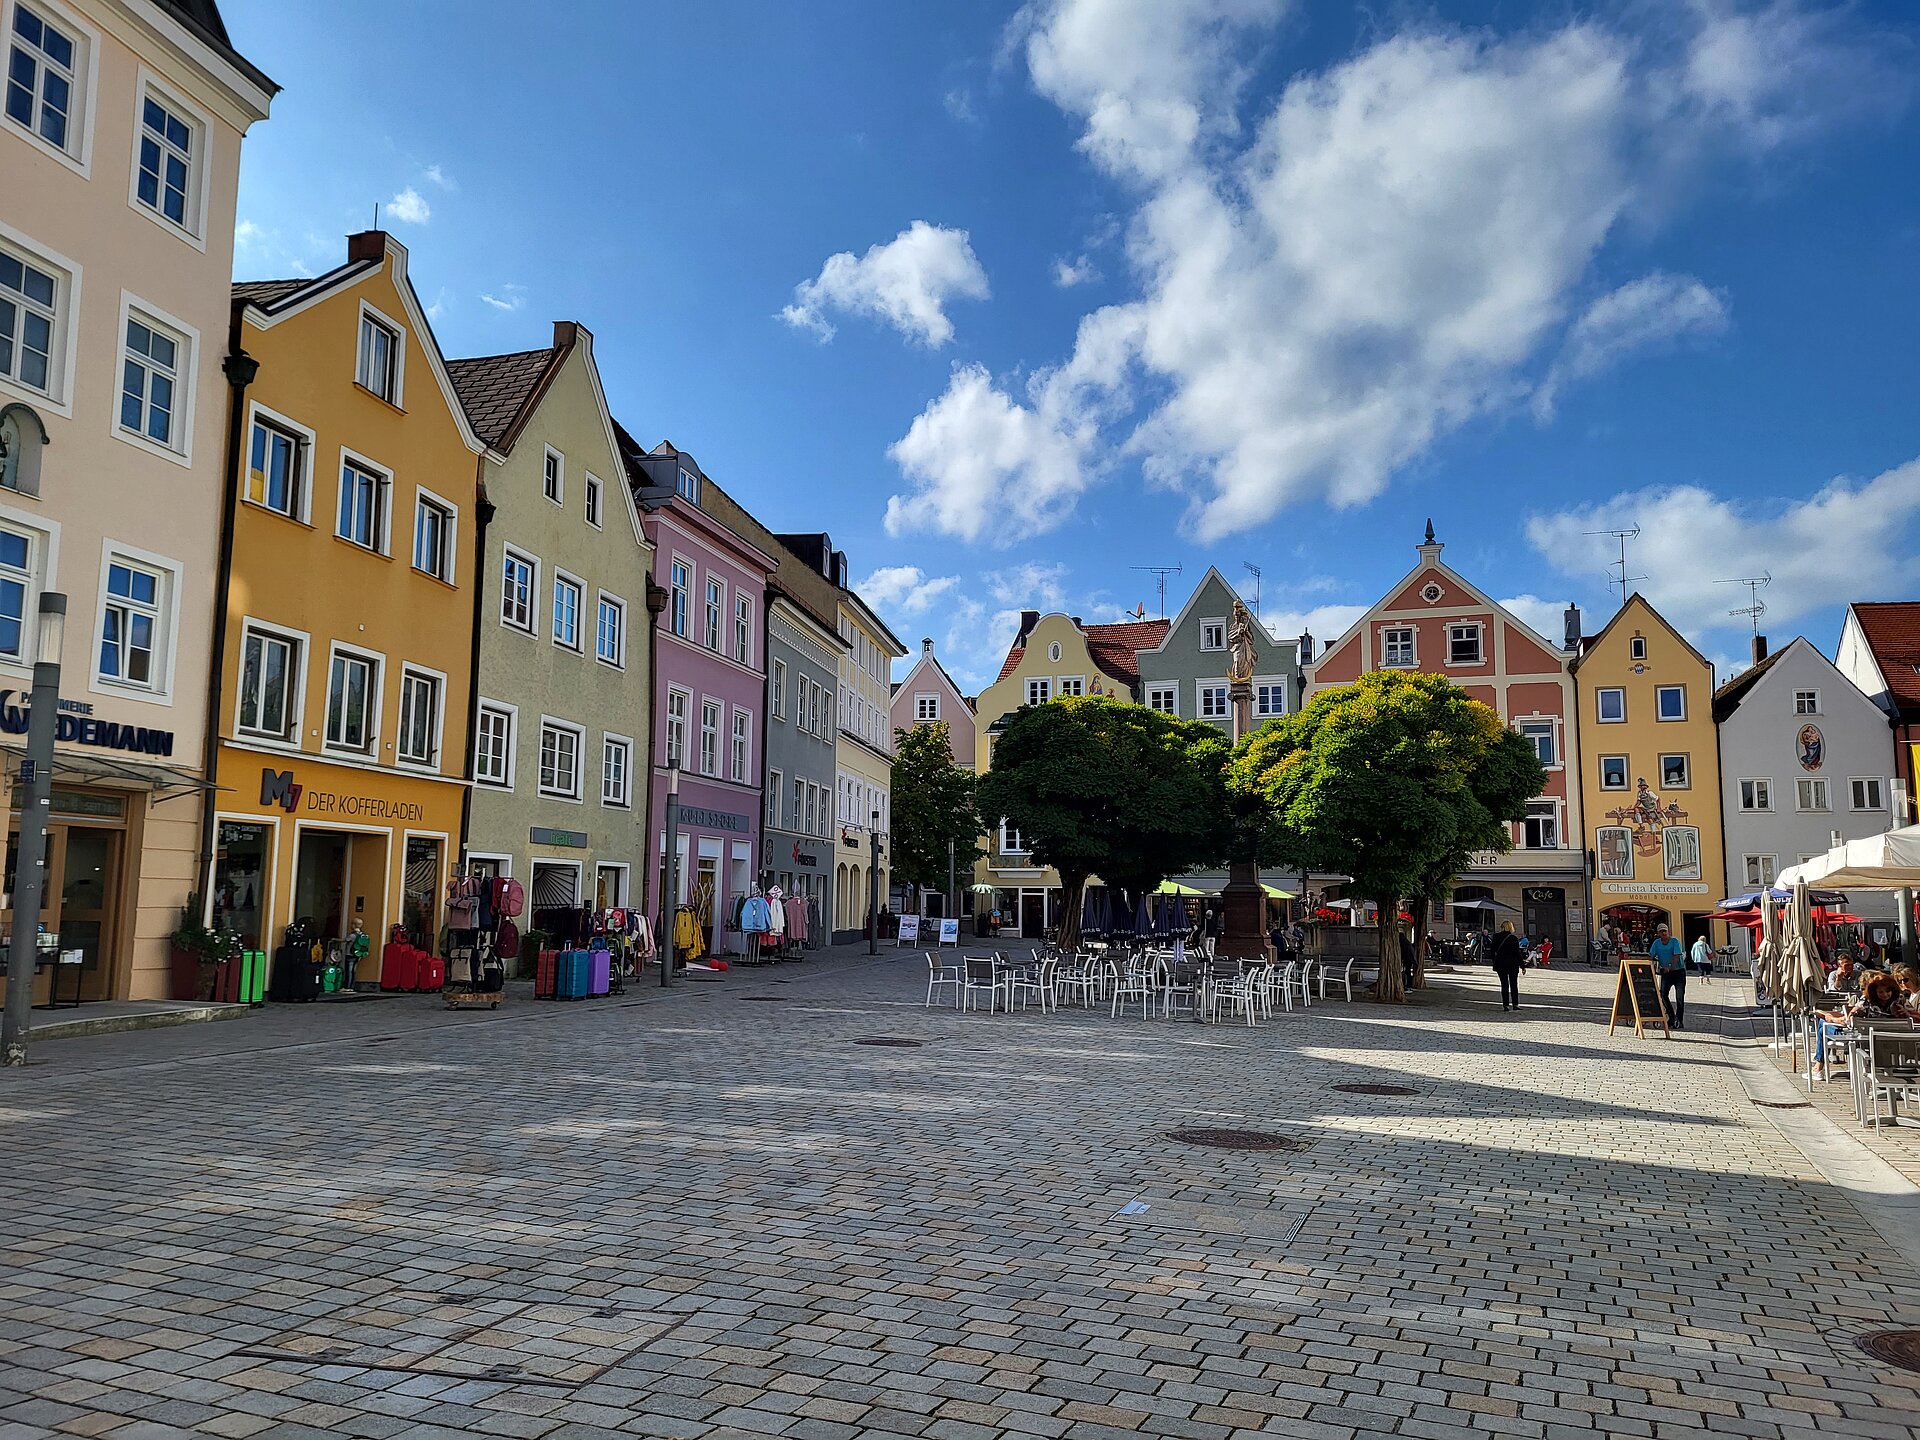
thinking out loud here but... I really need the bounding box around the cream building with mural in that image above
[0,0,273,1000]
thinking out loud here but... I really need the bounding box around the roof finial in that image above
[1424,517,1435,545]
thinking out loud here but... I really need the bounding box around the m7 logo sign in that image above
[260,768,302,812]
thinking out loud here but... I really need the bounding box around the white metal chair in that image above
[1322,956,1355,1002]
[1111,954,1154,1019]
[960,955,1007,1013]
[1862,1029,1920,1132]
[1211,963,1259,1026]
[1054,953,1099,1009]
[1008,955,1055,1013]
[925,951,962,1008]
[1159,956,1199,1019]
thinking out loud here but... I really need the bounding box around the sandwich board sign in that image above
[1608,956,1671,1039]
[896,914,921,944]
[937,918,960,945]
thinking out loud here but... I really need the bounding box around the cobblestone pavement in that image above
[4,951,1920,1439]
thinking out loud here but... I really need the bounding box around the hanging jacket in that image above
[740,895,771,934]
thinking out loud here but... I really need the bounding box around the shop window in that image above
[6,4,83,157]
[584,472,602,527]
[135,88,199,234]
[1381,626,1415,667]
[237,623,301,741]
[337,455,388,552]
[596,593,625,667]
[97,555,165,690]
[355,309,398,402]
[396,667,441,766]
[699,698,719,776]
[412,492,454,581]
[537,719,583,800]
[601,733,632,807]
[730,708,749,782]
[0,526,34,660]
[500,548,535,631]
[324,648,379,754]
[474,701,514,786]
[734,594,752,665]
[1599,755,1628,790]
[118,310,186,451]
[0,240,62,399]
[551,573,583,651]
[247,409,310,519]
[669,558,689,637]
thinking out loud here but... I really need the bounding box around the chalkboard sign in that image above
[1608,956,1671,1039]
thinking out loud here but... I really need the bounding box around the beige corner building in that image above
[0,0,273,999]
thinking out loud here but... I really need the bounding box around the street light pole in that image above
[661,764,680,988]
[947,836,956,927]
[868,808,880,956]
[3,592,66,1067]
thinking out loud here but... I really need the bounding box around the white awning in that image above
[1777,826,1920,891]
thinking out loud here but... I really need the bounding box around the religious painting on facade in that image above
[1797,723,1825,771]
[1662,825,1702,881]
[1603,778,1688,856]
[1596,825,1634,880]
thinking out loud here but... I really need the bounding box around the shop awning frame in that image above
[0,740,213,804]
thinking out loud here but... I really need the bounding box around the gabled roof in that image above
[995,617,1171,685]
[1569,592,1713,676]
[230,279,307,306]
[153,0,279,98]
[898,645,975,713]
[1845,602,1920,715]
[1710,641,1795,722]
[446,348,556,450]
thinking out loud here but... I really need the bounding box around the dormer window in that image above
[677,468,700,503]
[1199,619,1225,651]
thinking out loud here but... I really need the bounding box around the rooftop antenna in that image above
[1130,562,1182,619]
[1719,573,1771,637]
[1242,562,1262,621]
[1584,525,1644,601]
[373,201,380,229]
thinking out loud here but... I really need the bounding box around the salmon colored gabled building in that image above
[1304,524,1587,954]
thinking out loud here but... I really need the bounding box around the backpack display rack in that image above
[444,868,512,1009]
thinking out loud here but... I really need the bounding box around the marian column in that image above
[1221,601,1266,955]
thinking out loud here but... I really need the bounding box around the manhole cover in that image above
[852,1037,924,1047]
[1857,1331,1920,1374]
[1164,1128,1309,1152]
[1332,1083,1419,1096]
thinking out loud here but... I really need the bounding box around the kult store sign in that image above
[260,768,425,823]
[0,692,175,756]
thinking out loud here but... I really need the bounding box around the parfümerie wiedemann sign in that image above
[0,691,174,757]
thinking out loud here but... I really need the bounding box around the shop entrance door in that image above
[294,831,349,938]
[1523,887,1567,960]
[1020,892,1046,938]
[57,826,120,1002]
[402,836,441,949]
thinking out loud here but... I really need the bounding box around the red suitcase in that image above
[417,953,445,992]
[380,939,419,992]
[534,948,557,1000]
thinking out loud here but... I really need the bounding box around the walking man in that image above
[1650,922,1688,1029]
[1490,921,1523,1011]
[1200,904,1220,959]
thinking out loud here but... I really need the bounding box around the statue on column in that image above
[1227,600,1256,687]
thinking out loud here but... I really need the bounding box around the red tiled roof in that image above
[1849,602,1920,714]
[994,618,1171,686]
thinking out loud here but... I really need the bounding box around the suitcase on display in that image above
[588,946,611,997]
[320,961,341,994]
[535,949,558,999]
[275,946,322,1002]
[417,954,446,992]
[380,940,420,992]
[557,949,591,1000]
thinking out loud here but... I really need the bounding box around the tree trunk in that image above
[1057,873,1086,953]
[1372,898,1407,1002]
[1409,895,1431,989]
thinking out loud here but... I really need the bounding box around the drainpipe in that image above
[197,310,258,924]
[457,464,495,863]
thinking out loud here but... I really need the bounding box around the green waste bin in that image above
[239,949,267,1005]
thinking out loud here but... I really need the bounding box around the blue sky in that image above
[224,0,1919,690]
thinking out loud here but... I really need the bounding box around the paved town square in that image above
[5,955,1919,1440]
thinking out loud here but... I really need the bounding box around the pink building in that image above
[1305,524,1585,954]
[889,637,974,769]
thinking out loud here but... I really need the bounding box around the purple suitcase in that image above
[588,946,611,997]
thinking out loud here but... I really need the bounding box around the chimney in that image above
[1563,603,1582,654]
[921,637,934,658]
[346,230,389,264]
[1752,634,1769,665]
[1298,630,1315,664]
[1016,610,1040,645]
[552,320,580,348]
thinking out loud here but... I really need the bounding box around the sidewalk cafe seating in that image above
[1860,1028,1920,1132]
[960,955,1009,1013]
[925,951,961,1008]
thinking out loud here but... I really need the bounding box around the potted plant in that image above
[170,893,219,1001]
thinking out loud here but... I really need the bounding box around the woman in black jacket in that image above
[1490,921,1524,1011]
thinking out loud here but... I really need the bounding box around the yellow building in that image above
[971,610,1167,937]
[209,232,484,969]
[1571,593,1726,952]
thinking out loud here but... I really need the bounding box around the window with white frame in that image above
[0,526,32,660]
[1000,819,1027,855]
[1381,626,1415,667]
[1599,755,1628,790]
[584,473,602,527]
[734,593,751,664]
[1518,719,1556,766]
[396,668,441,766]
[1740,778,1773,812]
[801,780,813,836]
[118,310,185,450]
[412,493,453,581]
[355,311,397,401]
[1199,683,1228,719]
[337,457,386,551]
[1659,753,1690,789]
[1796,777,1830,812]
[1655,684,1686,721]
[677,467,699,503]
[704,577,723,650]
[542,447,563,504]
[1629,635,1647,661]
[1794,689,1820,715]
[135,89,196,232]
[1744,854,1777,887]
[669,559,688,637]
[1852,777,1886,811]
[766,770,782,828]
[1596,687,1626,723]
[537,720,582,799]
[665,688,688,768]
[771,659,787,719]
[1447,623,1482,665]
[500,548,534,631]
[915,692,938,722]
[1146,684,1176,714]
[6,4,82,156]
[1025,677,1051,706]
[247,411,308,519]
[324,648,378,754]
[474,702,513,786]
[595,593,624,667]
[601,734,631,806]
[1199,619,1225,651]
[237,623,301,741]
[97,556,163,689]
[1521,800,1558,850]
[730,708,749,782]
[1058,676,1084,697]
[0,242,60,397]
[551,573,582,651]
[1255,682,1287,717]
[699,698,720,776]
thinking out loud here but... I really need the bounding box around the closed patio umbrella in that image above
[1133,892,1153,937]
[1775,880,1824,1017]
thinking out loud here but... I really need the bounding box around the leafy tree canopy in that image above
[888,721,982,895]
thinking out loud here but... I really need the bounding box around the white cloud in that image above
[424,164,457,191]
[1497,594,1575,646]
[887,0,1888,547]
[234,218,264,250]
[855,565,962,617]
[1052,254,1099,287]
[1534,272,1729,419]
[780,221,990,346]
[1263,603,1368,650]
[479,284,526,314]
[1525,458,1920,643]
[944,88,980,125]
[386,187,430,225]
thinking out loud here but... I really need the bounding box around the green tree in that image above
[1230,670,1545,1002]
[888,722,982,908]
[977,696,1227,949]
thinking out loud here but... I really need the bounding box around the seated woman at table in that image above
[1813,972,1912,1081]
